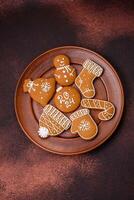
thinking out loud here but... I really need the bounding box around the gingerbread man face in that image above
[53,54,70,67]
[54,86,81,113]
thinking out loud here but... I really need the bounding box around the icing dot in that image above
[63,70,66,73]
[65,80,68,82]
[64,75,67,78]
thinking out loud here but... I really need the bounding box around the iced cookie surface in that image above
[38,104,71,138]
[53,54,77,86]
[54,86,81,113]
[23,78,56,106]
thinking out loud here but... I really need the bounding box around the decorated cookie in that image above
[75,59,103,98]
[53,54,70,67]
[54,86,81,113]
[53,54,77,86]
[70,109,98,140]
[81,99,115,121]
[38,104,71,138]
[23,78,56,106]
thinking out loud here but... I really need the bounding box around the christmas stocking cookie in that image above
[23,78,56,106]
[81,99,115,121]
[75,59,103,98]
[70,109,98,140]
[38,105,71,138]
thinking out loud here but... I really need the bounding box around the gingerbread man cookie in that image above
[23,78,56,106]
[70,109,98,140]
[81,99,115,121]
[54,86,81,113]
[53,54,77,86]
[75,59,103,98]
[38,104,71,138]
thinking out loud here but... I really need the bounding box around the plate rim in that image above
[14,45,124,155]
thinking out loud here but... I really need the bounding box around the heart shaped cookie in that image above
[23,78,56,106]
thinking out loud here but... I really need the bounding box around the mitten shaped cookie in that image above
[53,54,77,86]
[70,109,98,140]
[23,78,56,106]
[38,104,71,138]
[81,99,115,121]
[75,59,103,98]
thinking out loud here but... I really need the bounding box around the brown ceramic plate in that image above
[15,46,124,155]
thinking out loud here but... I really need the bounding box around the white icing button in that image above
[65,80,68,82]
[64,75,67,78]
[38,127,49,138]
[63,70,66,73]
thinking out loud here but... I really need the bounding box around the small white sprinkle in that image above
[64,75,67,78]
[65,80,68,82]
[63,70,66,73]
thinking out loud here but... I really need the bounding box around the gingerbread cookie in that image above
[53,54,77,86]
[75,59,103,98]
[81,99,115,121]
[54,86,81,113]
[23,78,56,106]
[38,104,71,138]
[70,109,98,140]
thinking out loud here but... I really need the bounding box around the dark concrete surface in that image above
[0,0,134,199]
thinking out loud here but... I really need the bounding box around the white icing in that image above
[56,86,63,92]
[27,81,38,92]
[65,80,68,82]
[41,82,51,92]
[70,68,75,77]
[38,127,49,138]
[64,75,67,78]
[57,92,75,108]
[79,120,90,131]
[57,65,71,73]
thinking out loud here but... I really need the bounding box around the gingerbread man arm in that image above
[81,99,115,121]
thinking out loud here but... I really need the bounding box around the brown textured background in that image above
[0,0,134,199]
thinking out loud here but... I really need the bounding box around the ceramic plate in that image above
[15,46,124,155]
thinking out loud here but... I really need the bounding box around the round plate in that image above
[15,46,124,155]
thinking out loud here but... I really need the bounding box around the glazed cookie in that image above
[23,78,56,106]
[53,54,77,86]
[54,86,81,113]
[38,104,71,138]
[75,59,103,98]
[81,99,115,121]
[70,109,98,140]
